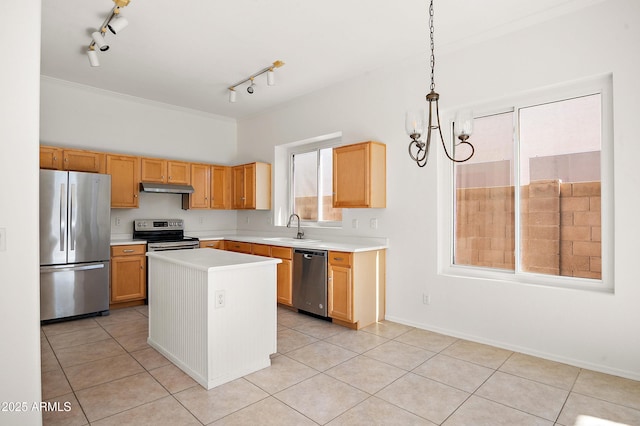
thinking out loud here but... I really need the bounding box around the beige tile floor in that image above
[40,306,640,425]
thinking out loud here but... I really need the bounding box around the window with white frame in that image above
[448,76,612,290]
[290,144,342,225]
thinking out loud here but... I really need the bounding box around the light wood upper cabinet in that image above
[140,157,167,183]
[40,146,63,170]
[40,146,105,173]
[186,163,211,209]
[211,166,231,209]
[232,162,271,210]
[63,149,106,173]
[107,154,140,208]
[140,158,190,185]
[333,141,386,208]
[328,249,386,330]
[167,161,190,184]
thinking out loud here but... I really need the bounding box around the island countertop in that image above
[146,248,281,272]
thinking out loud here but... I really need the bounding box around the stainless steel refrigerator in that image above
[40,170,111,321]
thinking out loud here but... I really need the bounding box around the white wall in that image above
[237,0,640,379]
[0,1,43,424]
[40,78,239,235]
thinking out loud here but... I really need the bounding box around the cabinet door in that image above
[232,165,246,209]
[140,157,167,183]
[188,163,211,209]
[110,255,146,303]
[243,163,256,209]
[333,143,370,208]
[107,154,140,208]
[40,146,63,170]
[328,263,353,322]
[276,258,293,306]
[167,161,190,184]
[63,149,105,173]
[211,166,230,209]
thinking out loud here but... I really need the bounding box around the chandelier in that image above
[405,0,475,167]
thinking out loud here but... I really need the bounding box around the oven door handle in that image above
[148,246,198,252]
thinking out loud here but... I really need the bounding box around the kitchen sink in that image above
[264,237,320,244]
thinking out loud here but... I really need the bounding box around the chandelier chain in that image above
[429,0,435,92]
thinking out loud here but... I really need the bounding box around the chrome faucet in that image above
[286,213,304,239]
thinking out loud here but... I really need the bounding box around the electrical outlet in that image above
[370,218,378,229]
[215,290,225,308]
[199,217,204,224]
[115,217,121,226]
[0,228,6,251]
[352,219,359,229]
[423,293,431,305]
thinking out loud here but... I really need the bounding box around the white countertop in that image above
[110,238,147,246]
[146,248,281,272]
[112,233,387,252]
[192,234,388,253]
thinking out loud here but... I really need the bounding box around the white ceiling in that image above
[40,0,605,119]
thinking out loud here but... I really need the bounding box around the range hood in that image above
[139,182,195,194]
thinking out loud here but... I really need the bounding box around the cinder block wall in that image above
[456,180,601,279]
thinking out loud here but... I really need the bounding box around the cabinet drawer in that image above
[251,243,271,257]
[200,240,223,249]
[111,244,146,257]
[270,246,293,260]
[328,251,352,267]
[225,240,252,254]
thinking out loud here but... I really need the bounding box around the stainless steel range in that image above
[133,219,199,251]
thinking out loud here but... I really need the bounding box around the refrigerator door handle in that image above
[59,183,66,252]
[40,263,106,273]
[70,183,76,251]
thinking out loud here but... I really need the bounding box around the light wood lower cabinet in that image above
[328,249,386,329]
[271,246,293,306]
[110,244,146,309]
[199,240,224,249]
[225,240,252,254]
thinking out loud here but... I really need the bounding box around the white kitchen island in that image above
[146,248,281,390]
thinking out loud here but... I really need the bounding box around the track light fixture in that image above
[228,60,284,102]
[86,0,132,67]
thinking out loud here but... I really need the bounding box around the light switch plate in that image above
[0,228,6,251]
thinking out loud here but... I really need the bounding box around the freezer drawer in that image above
[40,262,110,321]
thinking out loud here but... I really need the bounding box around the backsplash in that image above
[110,192,237,237]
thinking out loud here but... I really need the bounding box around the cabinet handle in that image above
[333,257,344,261]
[122,249,135,253]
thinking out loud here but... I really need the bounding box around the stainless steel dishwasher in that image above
[293,249,328,317]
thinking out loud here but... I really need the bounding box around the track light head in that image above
[229,88,237,103]
[267,69,275,86]
[247,79,255,94]
[108,16,129,34]
[91,31,109,51]
[87,49,100,67]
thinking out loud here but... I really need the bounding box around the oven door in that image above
[147,242,199,252]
